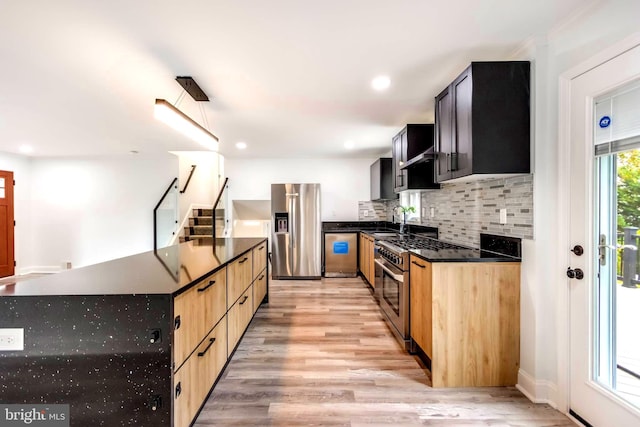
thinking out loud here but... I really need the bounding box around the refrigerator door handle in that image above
[289,195,296,249]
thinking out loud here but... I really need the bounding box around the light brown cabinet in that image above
[174,267,227,370]
[227,287,254,356]
[359,233,376,287]
[252,242,267,278]
[173,317,227,427]
[252,241,268,311]
[173,239,267,427]
[409,253,520,388]
[228,253,252,305]
[409,257,432,359]
[253,271,267,314]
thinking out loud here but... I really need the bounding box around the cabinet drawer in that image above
[252,242,267,280]
[253,270,267,313]
[174,268,226,370]
[173,318,227,427]
[227,286,253,357]
[228,252,252,307]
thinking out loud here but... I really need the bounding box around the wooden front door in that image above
[0,171,15,277]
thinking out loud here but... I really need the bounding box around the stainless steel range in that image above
[375,236,462,350]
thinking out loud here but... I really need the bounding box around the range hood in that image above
[399,146,435,170]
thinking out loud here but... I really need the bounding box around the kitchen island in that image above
[0,237,268,427]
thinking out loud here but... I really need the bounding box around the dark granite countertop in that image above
[0,238,266,297]
[322,221,397,233]
[409,248,521,263]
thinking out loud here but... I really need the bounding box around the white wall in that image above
[29,153,178,269]
[0,152,34,272]
[225,158,376,221]
[517,0,640,408]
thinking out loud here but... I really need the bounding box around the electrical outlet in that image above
[430,207,435,218]
[499,208,507,224]
[363,210,369,217]
[0,328,24,351]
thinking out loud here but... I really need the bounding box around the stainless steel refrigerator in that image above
[271,183,321,279]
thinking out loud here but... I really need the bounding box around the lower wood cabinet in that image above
[359,233,376,287]
[409,257,432,359]
[253,269,267,313]
[174,317,227,427]
[227,286,254,357]
[409,254,520,387]
[173,267,226,370]
[172,239,268,427]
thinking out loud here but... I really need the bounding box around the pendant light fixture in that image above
[154,77,219,151]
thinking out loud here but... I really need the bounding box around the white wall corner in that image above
[517,369,559,409]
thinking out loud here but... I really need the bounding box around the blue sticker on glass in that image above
[599,116,611,128]
[333,241,348,254]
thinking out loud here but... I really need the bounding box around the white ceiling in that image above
[0,0,589,159]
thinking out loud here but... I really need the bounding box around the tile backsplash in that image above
[358,200,390,221]
[420,175,533,247]
[358,175,533,248]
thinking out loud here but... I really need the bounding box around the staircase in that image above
[181,208,213,244]
[180,207,226,244]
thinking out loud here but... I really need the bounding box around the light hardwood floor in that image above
[195,277,575,426]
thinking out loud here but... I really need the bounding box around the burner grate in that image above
[386,238,465,251]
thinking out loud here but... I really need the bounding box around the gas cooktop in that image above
[384,237,466,251]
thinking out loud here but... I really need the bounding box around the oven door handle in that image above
[374,259,404,282]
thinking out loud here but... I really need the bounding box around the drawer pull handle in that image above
[239,295,249,305]
[239,257,249,264]
[175,382,182,398]
[197,337,216,357]
[258,245,265,251]
[411,261,426,269]
[174,315,181,330]
[259,274,265,281]
[198,280,216,292]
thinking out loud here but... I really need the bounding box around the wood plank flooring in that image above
[195,277,575,426]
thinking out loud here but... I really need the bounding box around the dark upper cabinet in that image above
[392,124,440,193]
[435,61,530,182]
[370,158,397,200]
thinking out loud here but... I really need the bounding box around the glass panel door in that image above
[595,148,640,408]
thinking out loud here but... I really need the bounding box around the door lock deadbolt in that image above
[570,245,584,256]
[566,268,584,280]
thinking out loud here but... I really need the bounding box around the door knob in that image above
[570,245,584,256]
[566,268,584,280]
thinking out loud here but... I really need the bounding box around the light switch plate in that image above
[0,328,24,351]
[430,207,435,218]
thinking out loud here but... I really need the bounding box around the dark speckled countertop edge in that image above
[0,237,267,297]
[410,249,521,263]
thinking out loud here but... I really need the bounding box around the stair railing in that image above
[153,178,179,250]
[179,165,196,194]
[212,178,229,240]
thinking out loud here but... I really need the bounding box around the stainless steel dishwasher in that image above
[324,233,358,277]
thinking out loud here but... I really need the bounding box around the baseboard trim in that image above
[17,266,63,275]
[517,369,558,408]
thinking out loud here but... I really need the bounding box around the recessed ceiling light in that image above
[19,145,33,154]
[236,142,247,150]
[371,75,391,91]
[344,140,355,150]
